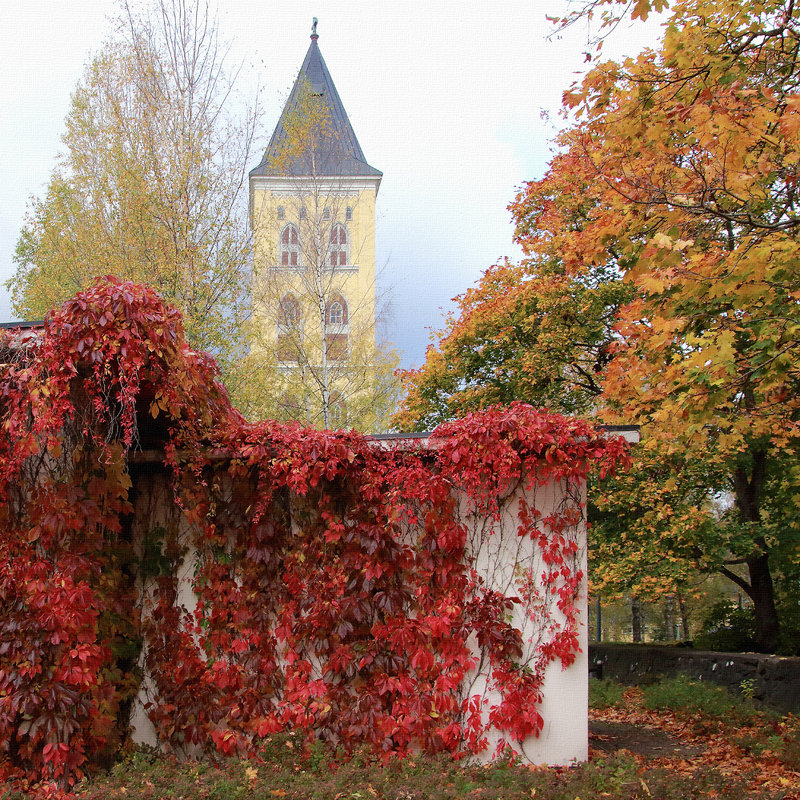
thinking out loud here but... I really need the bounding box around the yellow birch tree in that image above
[10,0,258,391]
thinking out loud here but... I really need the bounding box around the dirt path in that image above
[589,699,800,798]
[589,720,704,759]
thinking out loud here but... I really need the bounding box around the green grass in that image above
[589,677,626,709]
[8,676,792,799]
[639,675,764,723]
[589,674,767,722]
[66,744,759,800]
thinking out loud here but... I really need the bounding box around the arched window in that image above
[325,296,348,327]
[328,223,349,268]
[279,223,300,267]
[277,294,302,362]
[328,301,344,326]
[328,391,347,430]
[279,294,301,326]
[277,205,285,220]
[325,296,349,360]
[345,206,353,221]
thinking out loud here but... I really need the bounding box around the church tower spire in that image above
[250,20,382,180]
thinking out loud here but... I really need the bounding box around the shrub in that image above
[0,278,632,791]
[694,600,757,652]
[641,676,760,722]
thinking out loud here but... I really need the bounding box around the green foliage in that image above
[694,601,757,653]
[395,259,632,431]
[740,678,756,700]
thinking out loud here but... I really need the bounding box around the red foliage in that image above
[0,278,630,793]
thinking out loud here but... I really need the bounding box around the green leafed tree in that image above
[394,257,632,431]
[10,0,259,390]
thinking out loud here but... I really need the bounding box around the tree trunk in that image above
[732,450,780,652]
[677,590,690,640]
[662,594,677,641]
[747,550,780,652]
[631,596,643,643]
[596,597,602,643]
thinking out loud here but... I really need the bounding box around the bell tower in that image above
[248,21,383,429]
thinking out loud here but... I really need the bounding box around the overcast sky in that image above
[0,0,665,368]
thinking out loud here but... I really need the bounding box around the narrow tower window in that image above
[279,223,301,267]
[277,294,302,362]
[328,223,349,267]
[279,294,301,326]
[329,390,347,429]
[325,295,349,360]
[328,301,344,325]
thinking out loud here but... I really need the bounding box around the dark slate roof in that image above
[0,320,43,330]
[250,32,382,179]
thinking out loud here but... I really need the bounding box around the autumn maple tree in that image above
[394,257,632,431]
[398,0,800,652]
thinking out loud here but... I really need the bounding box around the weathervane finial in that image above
[311,17,319,40]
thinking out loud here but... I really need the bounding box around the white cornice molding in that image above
[250,175,381,196]
[269,265,359,274]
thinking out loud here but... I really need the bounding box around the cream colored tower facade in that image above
[248,24,384,429]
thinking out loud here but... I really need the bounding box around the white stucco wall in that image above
[128,467,588,765]
[462,478,588,765]
[128,471,199,752]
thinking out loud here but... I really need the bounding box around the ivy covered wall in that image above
[0,278,630,794]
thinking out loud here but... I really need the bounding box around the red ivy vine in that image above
[0,278,630,796]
